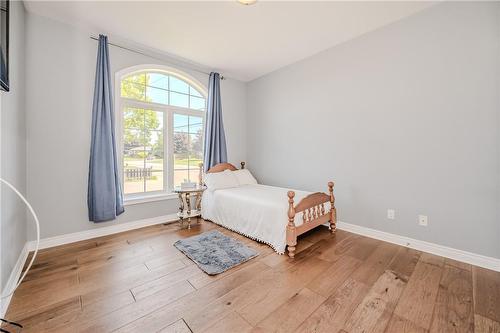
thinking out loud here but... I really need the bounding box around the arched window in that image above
[117,66,206,199]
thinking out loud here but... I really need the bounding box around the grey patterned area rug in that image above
[174,230,259,275]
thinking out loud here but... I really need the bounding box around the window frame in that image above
[115,64,207,204]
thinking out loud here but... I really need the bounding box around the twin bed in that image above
[200,162,336,258]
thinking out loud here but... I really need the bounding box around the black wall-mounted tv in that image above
[0,0,8,92]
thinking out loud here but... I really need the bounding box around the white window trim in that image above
[115,64,207,204]
[124,192,178,206]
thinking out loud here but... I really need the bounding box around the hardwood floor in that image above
[3,220,500,333]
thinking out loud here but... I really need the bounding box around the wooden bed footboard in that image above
[287,182,336,258]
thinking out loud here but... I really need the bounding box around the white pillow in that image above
[204,169,239,191]
[233,169,258,186]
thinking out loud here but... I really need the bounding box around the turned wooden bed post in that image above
[328,182,336,233]
[240,161,246,169]
[287,191,297,258]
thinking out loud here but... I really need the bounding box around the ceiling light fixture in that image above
[237,0,257,5]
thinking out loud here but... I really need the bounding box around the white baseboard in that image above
[0,242,29,318]
[27,213,178,251]
[336,220,500,272]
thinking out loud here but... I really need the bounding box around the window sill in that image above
[124,193,178,206]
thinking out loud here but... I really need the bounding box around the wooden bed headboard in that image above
[205,162,245,173]
[198,162,246,184]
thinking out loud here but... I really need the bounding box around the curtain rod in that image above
[90,36,225,80]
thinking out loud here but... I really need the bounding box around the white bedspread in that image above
[201,184,312,254]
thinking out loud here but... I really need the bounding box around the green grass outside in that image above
[125,176,158,182]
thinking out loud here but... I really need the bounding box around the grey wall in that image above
[25,13,247,239]
[1,1,26,291]
[247,2,500,258]
[22,2,500,259]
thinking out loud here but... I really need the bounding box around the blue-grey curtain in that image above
[87,35,124,222]
[203,72,228,171]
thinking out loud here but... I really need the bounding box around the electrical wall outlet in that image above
[418,215,428,226]
[387,209,395,220]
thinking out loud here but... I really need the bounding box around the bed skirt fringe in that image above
[202,217,285,255]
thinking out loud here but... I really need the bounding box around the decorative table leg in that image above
[178,193,185,228]
[186,192,191,230]
[195,193,202,224]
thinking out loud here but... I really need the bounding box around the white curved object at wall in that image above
[0,178,40,299]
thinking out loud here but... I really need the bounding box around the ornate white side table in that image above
[173,185,206,229]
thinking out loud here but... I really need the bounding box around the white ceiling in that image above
[24,1,435,82]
